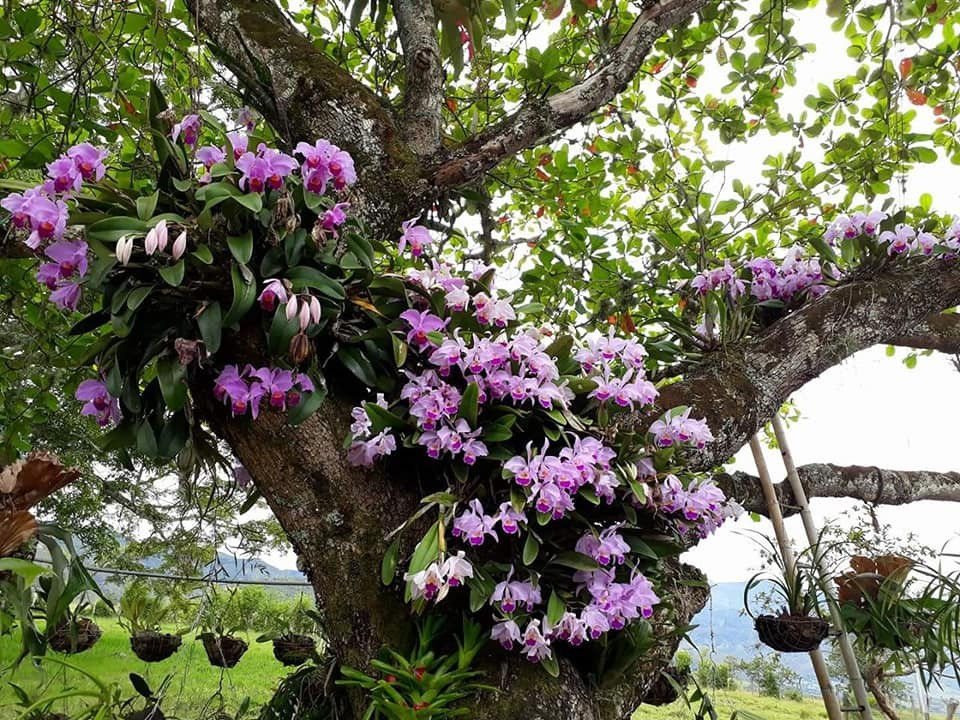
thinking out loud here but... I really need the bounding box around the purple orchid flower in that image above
[50,281,82,311]
[44,239,88,279]
[172,114,201,146]
[67,143,108,181]
[321,202,350,231]
[398,218,432,257]
[46,157,82,194]
[26,195,68,249]
[1,188,41,229]
[196,145,226,169]
[235,152,270,193]
[258,278,288,312]
[75,378,120,426]
[399,309,447,350]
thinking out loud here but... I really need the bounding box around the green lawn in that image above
[634,689,830,720]
[0,619,291,718]
[2,625,946,720]
[634,688,946,720]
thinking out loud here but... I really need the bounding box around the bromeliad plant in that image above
[338,616,494,719]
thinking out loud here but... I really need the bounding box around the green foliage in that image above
[0,525,112,666]
[118,580,184,635]
[743,532,826,619]
[733,654,799,699]
[338,616,493,720]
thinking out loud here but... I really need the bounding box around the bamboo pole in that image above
[771,414,875,720]
[748,436,844,720]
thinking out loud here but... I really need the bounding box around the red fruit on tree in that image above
[899,57,913,79]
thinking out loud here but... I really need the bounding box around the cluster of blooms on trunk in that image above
[341,235,737,666]
[689,209,960,321]
[0,144,110,309]
[689,247,830,305]
[213,364,315,419]
[823,210,960,256]
[185,112,357,197]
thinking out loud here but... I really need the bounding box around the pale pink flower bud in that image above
[116,235,133,266]
[285,296,299,321]
[171,230,187,260]
[298,300,311,331]
[309,296,321,324]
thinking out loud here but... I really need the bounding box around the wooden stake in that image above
[771,414,875,720]
[748,435,844,720]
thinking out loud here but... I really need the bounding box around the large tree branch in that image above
[714,463,960,517]
[186,0,426,234]
[393,0,443,156]
[623,257,960,472]
[890,312,960,354]
[431,0,709,189]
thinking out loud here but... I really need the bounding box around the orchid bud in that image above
[154,220,169,253]
[289,332,312,364]
[116,235,133,265]
[172,230,187,260]
[144,227,158,256]
[298,300,311,331]
[285,296,299,321]
[309,296,321,325]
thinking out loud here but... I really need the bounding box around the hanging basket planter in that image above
[130,630,181,662]
[48,617,102,654]
[755,614,829,652]
[200,633,248,668]
[272,634,316,666]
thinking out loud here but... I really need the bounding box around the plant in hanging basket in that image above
[199,632,248,668]
[256,595,322,666]
[129,630,182,663]
[120,585,187,662]
[269,634,318,666]
[48,616,102,654]
[194,586,249,668]
[743,532,830,653]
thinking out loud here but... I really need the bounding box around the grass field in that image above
[634,688,947,720]
[0,619,290,718]
[1,623,947,720]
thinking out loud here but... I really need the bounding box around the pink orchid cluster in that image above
[74,377,121,427]
[404,551,475,602]
[648,408,714,449]
[405,258,491,313]
[175,113,357,196]
[344,256,732,665]
[825,209,960,256]
[213,364,315,418]
[490,561,659,662]
[576,328,658,410]
[1,143,109,309]
[689,248,828,306]
[642,472,738,539]
[347,394,399,467]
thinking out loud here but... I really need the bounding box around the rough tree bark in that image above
[175,1,960,717]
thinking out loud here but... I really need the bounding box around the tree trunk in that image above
[200,380,708,719]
